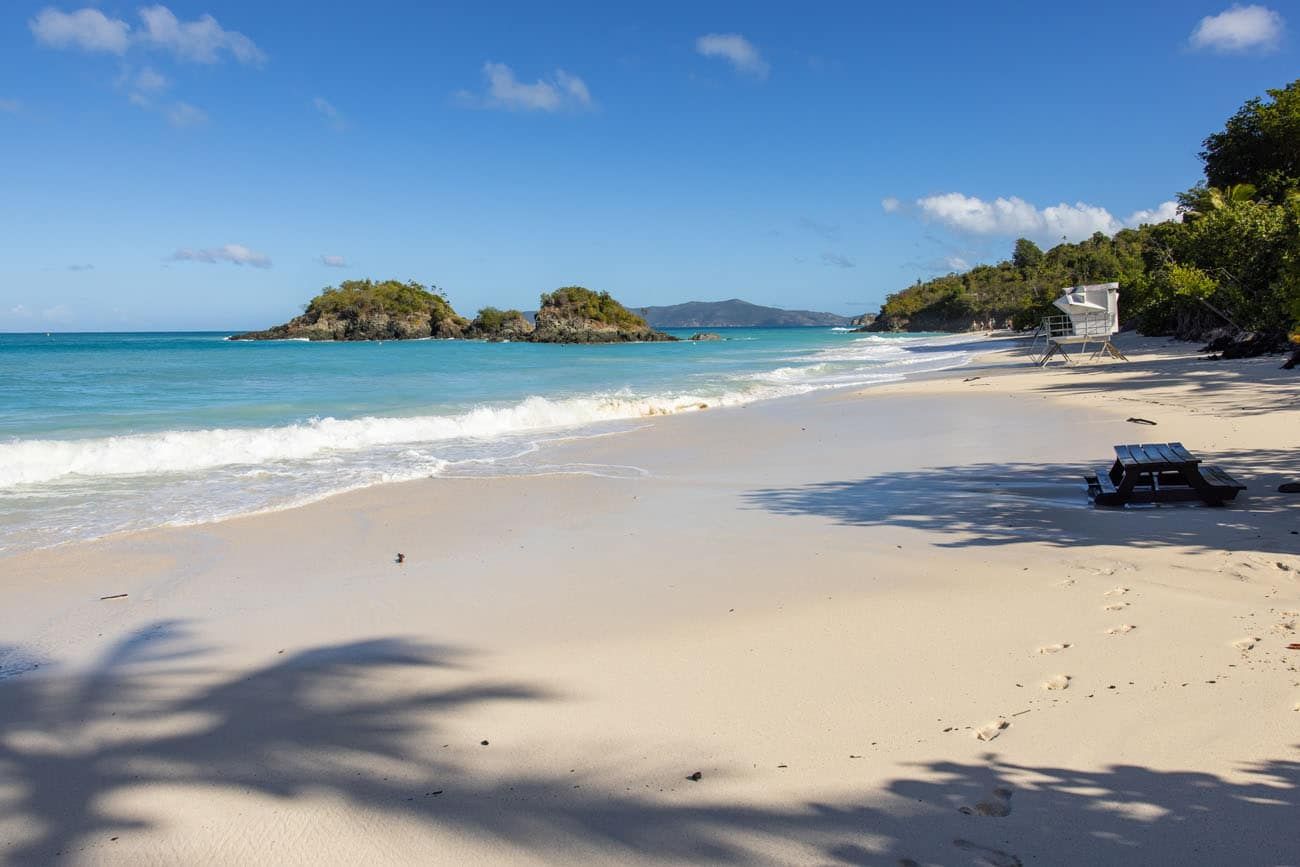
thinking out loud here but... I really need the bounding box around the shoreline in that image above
[2,331,1297,864]
[0,330,991,555]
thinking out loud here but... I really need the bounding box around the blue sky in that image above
[1,2,1295,330]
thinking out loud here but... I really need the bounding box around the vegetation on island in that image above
[466,306,534,341]
[531,286,675,343]
[233,282,673,344]
[867,78,1300,364]
[231,279,468,341]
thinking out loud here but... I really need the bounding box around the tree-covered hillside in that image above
[867,79,1300,358]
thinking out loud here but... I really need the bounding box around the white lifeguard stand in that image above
[1030,282,1128,366]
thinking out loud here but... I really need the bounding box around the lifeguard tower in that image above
[1029,282,1128,366]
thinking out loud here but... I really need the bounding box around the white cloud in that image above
[320,254,349,268]
[463,62,593,112]
[881,196,901,213]
[30,5,264,64]
[67,263,94,271]
[171,244,271,268]
[946,256,970,272]
[121,65,170,107]
[914,192,1181,243]
[1190,4,1284,53]
[134,66,168,93]
[695,33,769,78]
[137,5,265,65]
[166,101,207,127]
[30,7,130,54]
[313,96,347,130]
[1127,201,1183,226]
[821,252,855,269]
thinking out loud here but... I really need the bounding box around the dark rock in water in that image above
[1284,347,1299,370]
[689,332,722,341]
[1279,483,1300,493]
[529,286,676,344]
[467,307,535,342]
[230,279,468,341]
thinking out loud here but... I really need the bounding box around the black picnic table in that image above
[1086,442,1245,507]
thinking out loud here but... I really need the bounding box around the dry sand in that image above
[1,333,1298,865]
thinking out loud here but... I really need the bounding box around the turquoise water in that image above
[0,328,973,551]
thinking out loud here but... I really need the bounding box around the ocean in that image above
[0,328,973,552]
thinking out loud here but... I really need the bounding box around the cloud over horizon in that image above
[171,244,271,268]
[319,254,348,268]
[695,33,769,78]
[459,62,592,112]
[1189,4,1284,53]
[30,5,265,65]
[908,192,1181,243]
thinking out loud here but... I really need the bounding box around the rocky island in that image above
[231,281,675,344]
[529,286,674,343]
[229,279,469,341]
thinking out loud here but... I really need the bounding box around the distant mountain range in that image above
[632,299,851,328]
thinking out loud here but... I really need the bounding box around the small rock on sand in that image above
[974,719,1009,742]
[1042,674,1071,691]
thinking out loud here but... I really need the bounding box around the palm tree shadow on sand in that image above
[744,448,1300,556]
[1,622,1296,864]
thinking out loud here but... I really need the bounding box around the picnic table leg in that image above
[1096,467,1141,506]
[1176,464,1226,506]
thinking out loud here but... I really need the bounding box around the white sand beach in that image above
[2,333,1298,865]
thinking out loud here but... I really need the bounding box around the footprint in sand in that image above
[1042,674,1071,691]
[1103,602,1130,612]
[1037,643,1071,654]
[960,786,1013,817]
[1107,624,1137,635]
[974,719,1009,742]
[1103,586,1130,597]
[953,838,1023,867]
[1233,637,1259,651]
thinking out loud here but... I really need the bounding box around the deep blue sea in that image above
[0,328,973,551]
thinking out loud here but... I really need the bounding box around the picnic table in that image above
[1086,442,1245,507]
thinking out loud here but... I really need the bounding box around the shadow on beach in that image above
[745,449,1300,556]
[1,622,1297,864]
[1030,349,1300,418]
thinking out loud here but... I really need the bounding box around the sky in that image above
[0,1,1296,331]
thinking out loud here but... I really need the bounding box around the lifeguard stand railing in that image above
[1029,311,1124,366]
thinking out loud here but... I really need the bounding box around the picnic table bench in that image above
[1085,442,1245,507]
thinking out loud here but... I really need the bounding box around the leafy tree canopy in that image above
[1201,79,1300,204]
[538,286,649,329]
